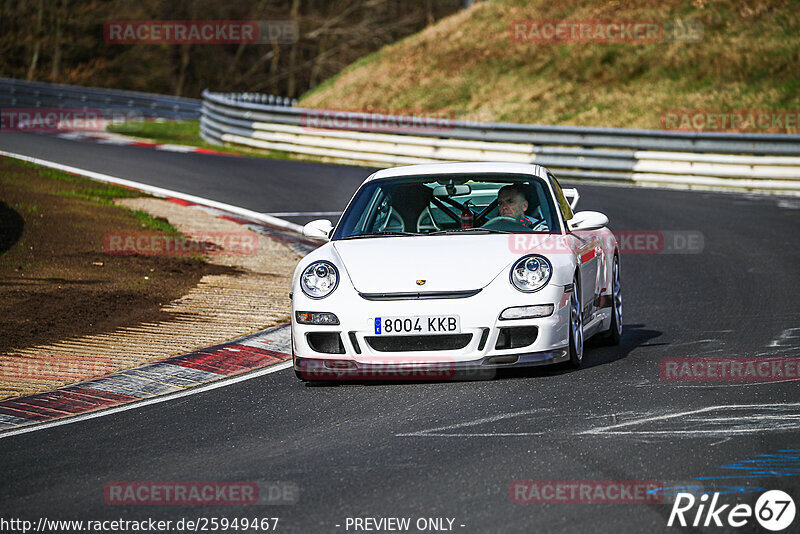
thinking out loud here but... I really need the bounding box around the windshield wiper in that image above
[428,228,510,235]
[341,231,418,239]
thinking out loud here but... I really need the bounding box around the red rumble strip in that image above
[165,197,196,207]
[53,131,236,156]
[0,326,291,432]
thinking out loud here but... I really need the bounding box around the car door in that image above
[549,172,600,319]
[576,231,603,319]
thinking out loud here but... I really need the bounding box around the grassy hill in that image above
[299,0,800,132]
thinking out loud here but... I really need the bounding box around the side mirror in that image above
[568,211,609,231]
[562,188,580,210]
[302,219,333,240]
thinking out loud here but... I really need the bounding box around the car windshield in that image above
[331,173,561,240]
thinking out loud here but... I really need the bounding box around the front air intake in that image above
[306,332,346,354]
[365,334,472,352]
[494,326,538,350]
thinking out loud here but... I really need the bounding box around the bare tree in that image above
[286,0,301,98]
[50,0,68,81]
[26,0,44,80]
[5,0,464,97]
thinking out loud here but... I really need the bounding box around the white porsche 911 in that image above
[291,162,621,381]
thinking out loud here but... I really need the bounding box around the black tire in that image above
[567,275,584,368]
[599,255,622,346]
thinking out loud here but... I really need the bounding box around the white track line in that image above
[0,149,302,439]
[396,409,548,437]
[580,402,800,436]
[396,404,800,438]
[263,211,341,217]
[0,361,292,440]
[0,150,304,233]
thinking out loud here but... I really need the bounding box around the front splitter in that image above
[294,348,569,381]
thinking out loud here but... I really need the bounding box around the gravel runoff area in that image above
[0,196,300,400]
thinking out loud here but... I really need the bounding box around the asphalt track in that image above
[1,131,799,533]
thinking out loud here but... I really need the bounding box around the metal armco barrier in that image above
[0,78,203,120]
[201,90,800,194]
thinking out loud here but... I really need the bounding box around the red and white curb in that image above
[0,325,292,435]
[0,150,328,438]
[55,130,236,156]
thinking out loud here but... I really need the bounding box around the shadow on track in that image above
[499,323,664,380]
[299,323,664,387]
[0,202,24,255]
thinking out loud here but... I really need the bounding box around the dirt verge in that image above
[0,158,300,399]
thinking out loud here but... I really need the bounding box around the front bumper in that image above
[291,278,573,379]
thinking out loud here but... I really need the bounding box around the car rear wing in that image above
[562,188,580,210]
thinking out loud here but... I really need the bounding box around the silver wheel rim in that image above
[571,285,583,361]
[613,258,622,335]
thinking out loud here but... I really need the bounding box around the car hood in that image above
[333,234,565,294]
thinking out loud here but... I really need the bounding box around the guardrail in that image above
[0,78,203,120]
[215,92,297,108]
[201,90,800,195]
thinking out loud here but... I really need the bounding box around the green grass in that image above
[14,201,40,215]
[2,156,178,234]
[8,159,138,198]
[54,193,179,234]
[131,210,179,234]
[106,120,299,161]
[298,0,800,133]
[56,184,140,204]
[108,120,202,145]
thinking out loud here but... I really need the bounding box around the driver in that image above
[497,184,542,228]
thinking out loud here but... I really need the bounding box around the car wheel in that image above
[568,275,584,368]
[599,255,622,346]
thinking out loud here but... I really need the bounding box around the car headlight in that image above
[300,261,339,299]
[510,255,552,293]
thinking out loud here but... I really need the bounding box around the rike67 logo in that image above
[668,490,796,531]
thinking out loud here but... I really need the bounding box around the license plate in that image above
[372,315,461,335]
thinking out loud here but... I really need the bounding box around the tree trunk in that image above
[175,44,191,97]
[269,36,281,94]
[227,0,269,81]
[51,0,67,81]
[309,33,327,89]
[26,0,44,80]
[286,0,301,98]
